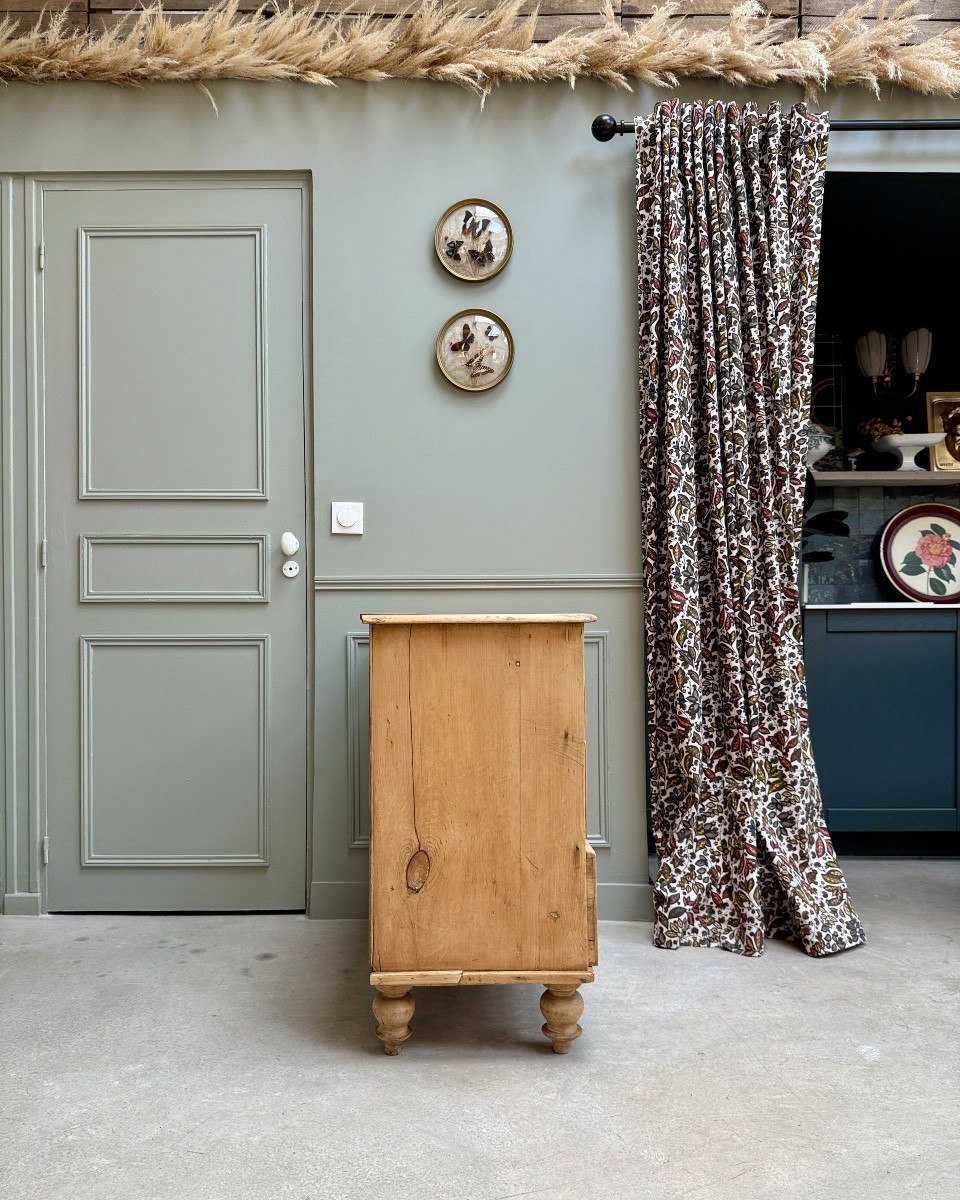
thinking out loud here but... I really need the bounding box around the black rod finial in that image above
[591,114,620,142]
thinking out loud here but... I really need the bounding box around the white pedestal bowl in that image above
[871,432,946,471]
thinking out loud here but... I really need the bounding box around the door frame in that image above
[1,172,314,915]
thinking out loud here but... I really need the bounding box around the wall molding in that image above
[308,880,367,920]
[2,892,42,916]
[597,882,653,922]
[317,572,643,591]
[585,631,610,848]
[347,628,612,850]
[27,178,45,913]
[1,175,13,906]
[346,632,370,850]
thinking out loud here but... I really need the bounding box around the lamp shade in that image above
[856,331,887,379]
[902,328,932,375]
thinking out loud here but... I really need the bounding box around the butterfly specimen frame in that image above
[434,199,512,282]
[436,309,513,392]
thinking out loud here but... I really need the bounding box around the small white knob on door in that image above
[280,531,300,556]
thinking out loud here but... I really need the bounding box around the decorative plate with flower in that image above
[880,503,960,603]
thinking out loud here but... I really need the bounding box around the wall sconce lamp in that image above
[856,328,932,397]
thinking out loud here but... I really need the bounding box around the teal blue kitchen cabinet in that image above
[804,608,960,832]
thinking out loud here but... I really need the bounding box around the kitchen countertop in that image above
[803,602,941,609]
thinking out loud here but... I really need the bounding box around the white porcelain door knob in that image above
[280,531,300,556]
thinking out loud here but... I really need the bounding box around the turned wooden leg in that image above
[373,986,415,1055]
[540,986,584,1054]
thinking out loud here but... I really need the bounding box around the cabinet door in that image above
[805,610,959,831]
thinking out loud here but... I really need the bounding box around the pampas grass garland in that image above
[0,0,958,97]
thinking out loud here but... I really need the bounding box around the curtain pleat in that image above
[636,99,866,957]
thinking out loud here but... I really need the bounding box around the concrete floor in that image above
[1,859,958,1200]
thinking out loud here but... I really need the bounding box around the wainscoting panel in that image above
[346,632,370,849]
[346,628,610,849]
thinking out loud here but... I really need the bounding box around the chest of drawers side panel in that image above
[367,620,590,974]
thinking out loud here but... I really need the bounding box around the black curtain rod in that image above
[591,114,960,140]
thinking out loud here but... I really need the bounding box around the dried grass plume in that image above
[0,0,958,97]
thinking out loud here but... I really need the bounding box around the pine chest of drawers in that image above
[362,613,598,1054]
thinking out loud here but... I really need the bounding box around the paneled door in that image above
[38,179,308,911]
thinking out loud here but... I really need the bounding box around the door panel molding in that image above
[80,635,270,867]
[80,533,270,603]
[78,224,268,500]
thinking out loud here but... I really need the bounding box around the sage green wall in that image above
[3,78,960,916]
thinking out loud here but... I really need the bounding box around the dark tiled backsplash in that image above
[804,484,960,604]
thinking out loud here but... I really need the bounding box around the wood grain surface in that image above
[367,619,592,974]
[361,612,596,624]
[371,969,595,986]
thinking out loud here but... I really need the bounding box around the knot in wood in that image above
[405,849,431,893]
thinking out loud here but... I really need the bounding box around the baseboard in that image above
[597,882,654,921]
[308,880,653,922]
[308,880,367,919]
[2,892,43,916]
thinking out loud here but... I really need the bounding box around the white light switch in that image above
[332,502,364,535]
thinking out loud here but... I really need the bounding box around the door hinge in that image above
[41,836,49,865]
[39,539,47,569]
[38,243,45,271]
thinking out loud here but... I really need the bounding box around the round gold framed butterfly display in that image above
[437,310,513,393]
[435,199,512,282]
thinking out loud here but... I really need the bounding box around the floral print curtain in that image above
[636,100,865,956]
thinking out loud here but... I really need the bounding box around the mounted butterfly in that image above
[436,310,514,393]
[434,199,512,282]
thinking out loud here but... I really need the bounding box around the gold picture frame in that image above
[434,199,512,282]
[926,392,960,472]
[436,309,513,392]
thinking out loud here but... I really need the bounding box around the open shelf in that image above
[812,470,960,487]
